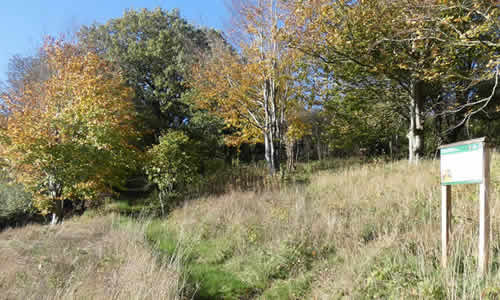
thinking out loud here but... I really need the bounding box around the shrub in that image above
[145,130,200,213]
[0,179,33,227]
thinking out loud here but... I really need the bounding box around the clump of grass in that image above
[0,214,184,299]
[193,161,281,196]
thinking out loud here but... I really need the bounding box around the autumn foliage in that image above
[0,39,139,219]
[192,0,313,173]
[0,3,497,220]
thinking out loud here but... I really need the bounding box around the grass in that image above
[0,214,184,300]
[4,155,500,299]
[145,156,500,299]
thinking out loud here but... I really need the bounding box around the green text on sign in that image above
[441,143,482,155]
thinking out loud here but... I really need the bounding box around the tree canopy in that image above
[0,2,499,220]
[286,0,499,162]
[78,8,211,138]
[0,39,140,222]
[192,0,313,173]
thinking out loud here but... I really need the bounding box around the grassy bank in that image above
[3,157,500,299]
[147,158,500,299]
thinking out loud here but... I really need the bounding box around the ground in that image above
[2,158,500,299]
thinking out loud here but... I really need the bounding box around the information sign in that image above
[439,137,490,276]
[440,141,484,185]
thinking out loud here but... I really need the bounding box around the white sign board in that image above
[440,140,484,185]
[439,137,491,275]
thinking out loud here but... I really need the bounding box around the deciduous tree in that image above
[287,0,498,162]
[145,130,200,214]
[0,39,139,223]
[78,8,211,139]
[192,0,307,174]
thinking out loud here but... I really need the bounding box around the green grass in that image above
[188,264,252,300]
[258,275,312,300]
[142,155,500,299]
[146,220,179,257]
[146,220,257,299]
[145,218,323,299]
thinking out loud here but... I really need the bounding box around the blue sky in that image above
[0,0,227,83]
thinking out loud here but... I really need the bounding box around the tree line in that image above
[0,1,498,222]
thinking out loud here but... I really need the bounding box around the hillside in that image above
[147,158,500,299]
[2,158,500,299]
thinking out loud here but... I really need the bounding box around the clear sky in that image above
[0,0,227,83]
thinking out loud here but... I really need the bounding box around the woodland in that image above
[0,1,499,299]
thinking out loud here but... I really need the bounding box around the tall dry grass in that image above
[3,156,499,299]
[0,214,184,300]
[159,157,500,299]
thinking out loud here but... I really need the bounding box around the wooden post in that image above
[441,185,452,267]
[478,146,490,275]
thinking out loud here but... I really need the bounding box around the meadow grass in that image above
[3,156,500,299]
[147,156,500,299]
[0,214,184,300]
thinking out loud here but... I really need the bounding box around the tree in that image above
[286,0,499,163]
[282,57,325,167]
[145,130,200,214]
[78,8,211,139]
[0,51,50,122]
[426,1,499,138]
[0,39,139,223]
[192,0,305,174]
[3,53,50,97]
[322,85,406,157]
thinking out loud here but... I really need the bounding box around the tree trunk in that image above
[51,199,64,225]
[389,139,393,159]
[264,130,276,175]
[285,137,295,171]
[408,79,425,164]
[48,176,63,225]
[314,125,322,161]
[305,137,310,162]
[295,140,300,162]
[317,141,322,161]
[265,132,281,175]
[263,75,281,175]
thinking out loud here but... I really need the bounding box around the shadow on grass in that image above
[0,214,48,232]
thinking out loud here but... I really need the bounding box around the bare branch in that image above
[444,66,499,133]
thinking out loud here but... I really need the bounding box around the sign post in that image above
[479,144,490,275]
[441,184,451,267]
[439,137,490,275]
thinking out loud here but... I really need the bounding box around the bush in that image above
[0,180,34,227]
[145,130,201,213]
